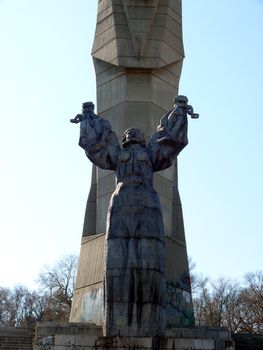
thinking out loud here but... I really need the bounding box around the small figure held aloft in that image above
[172,95,199,119]
[70,101,95,124]
[159,95,198,130]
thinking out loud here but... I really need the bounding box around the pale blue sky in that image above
[0,0,262,288]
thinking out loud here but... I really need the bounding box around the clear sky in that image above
[0,0,262,289]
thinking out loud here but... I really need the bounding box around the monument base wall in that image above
[33,323,234,350]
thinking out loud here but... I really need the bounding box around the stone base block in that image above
[33,323,234,350]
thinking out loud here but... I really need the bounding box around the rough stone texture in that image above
[34,323,102,350]
[70,233,104,325]
[71,0,193,330]
[33,323,234,350]
[74,234,105,288]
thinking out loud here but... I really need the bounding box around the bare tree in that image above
[193,277,243,332]
[0,254,78,326]
[190,263,263,335]
[0,285,46,326]
[189,258,208,297]
[239,271,263,334]
[37,254,77,321]
[0,286,12,326]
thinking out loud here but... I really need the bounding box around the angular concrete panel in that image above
[74,234,104,288]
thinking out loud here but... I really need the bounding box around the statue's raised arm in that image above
[70,102,120,170]
[148,95,198,172]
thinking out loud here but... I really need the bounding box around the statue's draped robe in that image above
[79,111,187,336]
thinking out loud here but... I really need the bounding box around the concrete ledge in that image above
[33,323,234,350]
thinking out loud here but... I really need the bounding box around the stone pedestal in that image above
[33,323,235,350]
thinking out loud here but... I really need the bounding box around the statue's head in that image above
[122,128,146,147]
[82,102,95,114]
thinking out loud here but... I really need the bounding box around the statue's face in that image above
[122,128,145,147]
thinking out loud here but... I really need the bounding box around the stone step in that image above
[0,337,32,340]
[0,329,33,350]
[0,339,32,344]
[0,348,32,350]
[0,345,32,350]
[0,328,34,335]
[0,346,32,347]
[0,343,33,350]
[0,343,32,347]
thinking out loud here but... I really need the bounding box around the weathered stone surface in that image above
[70,284,103,325]
[166,236,194,328]
[33,323,234,350]
[74,234,104,288]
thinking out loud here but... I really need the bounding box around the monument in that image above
[33,2,235,349]
[70,0,195,330]
[71,96,196,337]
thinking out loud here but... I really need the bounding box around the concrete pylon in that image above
[70,0,194,327]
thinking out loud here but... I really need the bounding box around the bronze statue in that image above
[71,96,197,336]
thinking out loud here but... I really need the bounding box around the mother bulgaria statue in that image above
[71,96,196,337]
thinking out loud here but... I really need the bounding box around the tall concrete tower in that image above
[70,0,194,327]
